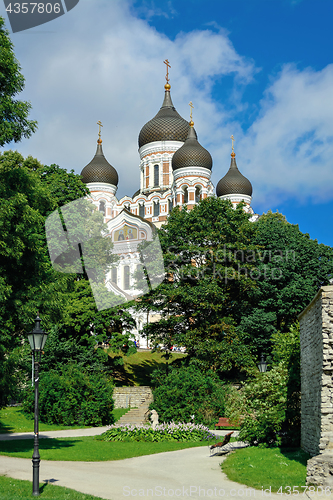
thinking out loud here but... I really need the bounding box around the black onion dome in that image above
[216,154,252,197]
[81,141,119,186]
[138,87,195,148]
[172,125,212,171]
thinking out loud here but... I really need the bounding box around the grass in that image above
[0,435,215,461]
[109,349,186,386]
[0,475,106,499]
[221,446,310,492]
[0,406,130,434]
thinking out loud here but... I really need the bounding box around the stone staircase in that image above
[116,393,154,426]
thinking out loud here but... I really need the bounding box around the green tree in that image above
[0,150,127,405]
[226,365,288,446]
[0,17,37,146]
[136,197,260,378]
[22,364,115,426]
[238,211,333,356]
[151,364,228,425]
[271,323,301,445]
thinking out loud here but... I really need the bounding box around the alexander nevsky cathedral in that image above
[78,61,256,345]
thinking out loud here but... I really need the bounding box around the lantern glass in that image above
[27,316,47,351]
[258,354,267,373]
[28,334,34,351]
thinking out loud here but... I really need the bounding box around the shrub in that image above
[100,422,216,442]
[150,365,228,425]
[225,365,288,446]
[22,364,115,426]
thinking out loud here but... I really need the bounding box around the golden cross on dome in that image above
[230,134,235,152]
[189,101,194,121]
[97,120,103,140]
[163,59,171,82]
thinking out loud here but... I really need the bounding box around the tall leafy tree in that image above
[136,197,259,378]
[238,211,333,356]
[0,17,37,146]
[0,150,124,405]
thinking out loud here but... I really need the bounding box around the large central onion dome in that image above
[172,122,212,171]
[81,139,119,186]
[138,83,194,148]
[216,152,252,197]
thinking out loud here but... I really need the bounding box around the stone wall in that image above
[113,386,153,408]
[299,286,333,458]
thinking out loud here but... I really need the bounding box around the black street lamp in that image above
[27,314,47,497]
[258,353,267,373]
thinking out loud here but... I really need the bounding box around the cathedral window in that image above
[139,202,145,218]
[195,186,202,203]
[124,266,130,290]
[153,200,160,217]
[168,198,173,213]
[183,187,189,204]
[99,201,106,215]
[154,165,159,187]
[111,267,117,284]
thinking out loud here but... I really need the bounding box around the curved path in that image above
[0,429,310,500]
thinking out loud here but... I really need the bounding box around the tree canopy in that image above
[0,17,37,146]
[0,150,132,406]
[135,198,333,379]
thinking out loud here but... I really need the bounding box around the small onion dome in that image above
[172,123,212,171]
[138,84,195,148]
[216,153,252,197]
[81,139,119,186]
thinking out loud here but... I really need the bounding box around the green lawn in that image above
[0,475,105,500]
[0,406,130,434]
[0,435,214,461]
[109,349,186,386]
[221,446,310,492]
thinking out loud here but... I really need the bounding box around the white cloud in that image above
[4,0,256,199]
[4,0,333,212]
[239,64,333,207]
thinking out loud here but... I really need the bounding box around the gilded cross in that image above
[97,120,103,139]
[230,135,235,152]
[189,101,194,121]
[163,59,171,82]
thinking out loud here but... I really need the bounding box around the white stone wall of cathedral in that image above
[172,166,213,207]
[139,140,184,193]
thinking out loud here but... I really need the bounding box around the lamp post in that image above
[27,314,47,497]
[258,353,267,373]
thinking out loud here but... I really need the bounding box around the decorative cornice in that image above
[173,166,211,181]
[139,140,184,160]
[86,182,117,196]
[219,193,252,205]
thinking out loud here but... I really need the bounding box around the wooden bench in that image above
[215,417,233,428]
[209,431,234,455]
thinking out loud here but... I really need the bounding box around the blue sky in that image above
[1,0,333,246]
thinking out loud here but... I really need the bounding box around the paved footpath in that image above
[0,428,326,500]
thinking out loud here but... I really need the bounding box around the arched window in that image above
[153,200,160,217]
[154,165,159,187]
[124,266,130,290]
[195,186,202,203]
[99,201,106,215]
[111,267,117,284]
[168,198,173,213]
[139,202,145,218]
[183,187,189,204]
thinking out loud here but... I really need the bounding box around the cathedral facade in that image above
[79,71,255,346]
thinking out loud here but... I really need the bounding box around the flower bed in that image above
[100,422,217,442]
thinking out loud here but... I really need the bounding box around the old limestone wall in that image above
[113,386,153,408]
[299,286,333,457]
